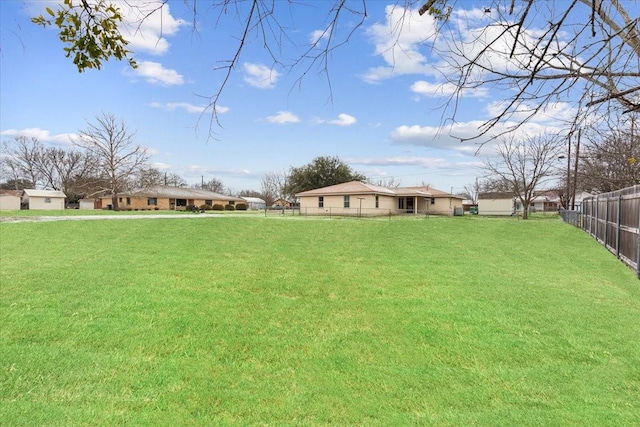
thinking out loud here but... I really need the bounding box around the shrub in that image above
[200,204,212,211]
[212,204,224,211]
[235,203,247,211]
[224,204,235,211]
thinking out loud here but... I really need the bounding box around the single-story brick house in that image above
[295,181,463,216]
[0,190,22,210]
[99,185,245,210]
[22,189,66,210]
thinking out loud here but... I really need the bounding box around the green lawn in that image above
[1,215,639,426]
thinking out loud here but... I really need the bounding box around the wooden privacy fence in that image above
[561,185,640,279]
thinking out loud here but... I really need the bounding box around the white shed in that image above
[478,192,515,216]
[240,196,266,210]
[0,190,22,210]
[22,189,66,210]
[79,198,97,210]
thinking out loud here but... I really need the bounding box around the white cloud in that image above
[310,27,331,44]
[267,111,300,124]
[0,128,76,146]
[316,113,357,126]
[150,162,171,170]
[352,156,450,168]
[390,116,566,156]
[243,63,280,89]
[149,102,229,114]
[119,1,186,56]
[411,80,488,98]
[132,61,184,85]
[362,5,440,83]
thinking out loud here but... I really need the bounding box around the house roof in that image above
[241,197,266,204]
[23,189,66,198]
[296,181,401,197]
[296,181,465,198]
[0,190,22,197]
[478,192,514,200]
[116,185,243,201]
[396,186,463,199]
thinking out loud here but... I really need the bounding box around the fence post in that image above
[604,196,609,247]
[637,203,640,279]
[616,195,622,260]
[593,196,600,241]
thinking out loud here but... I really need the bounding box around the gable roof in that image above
[117,185,243,201]
[295,181,464,198]
[0,190,22,198]
[23,189,66,198]
[295,181,397,197]
[396,186,463,199]
[241,196,266,204]
[478,192,514,200]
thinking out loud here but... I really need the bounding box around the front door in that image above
[406,197,414,213]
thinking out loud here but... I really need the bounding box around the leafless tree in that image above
[428,0,639,143]
[198,177,226,194]
[137,167,187,188]
[39,147,101,203]
[368,177,403,188]
[75,113,149,210]
[261,171,286,207]
[483,135,563,219]
[460,180,480,204]
[1,136,44,188]
[579,113,640,193]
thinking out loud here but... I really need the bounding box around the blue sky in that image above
[0,0,576,194]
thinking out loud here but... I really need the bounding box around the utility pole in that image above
[565,134,572,209]
[571,130,581,210]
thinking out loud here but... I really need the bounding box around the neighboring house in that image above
[272,198,294,209]
[0,190,22,211]
[477,192,515,216]
[529,194,560,212]
[99,185,244,210]
[22,189,66,210]
[573,191,594,210]
[295,181,463,216]
[240,196,266,210]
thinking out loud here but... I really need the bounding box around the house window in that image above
[344,195,350,208]
[119,197,123,203]
[375,195,379,208]
[398,198,405,210]
[318,196,324,208]
[205,199,212,206]
[228,200,235,206]
[431,197,435,205]
[44,197,51,204]
[148,197,157,206]
[126,197,131,205]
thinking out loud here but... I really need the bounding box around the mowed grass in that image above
[1,215,639,426]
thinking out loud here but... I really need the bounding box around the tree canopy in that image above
[284,156,366,197]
